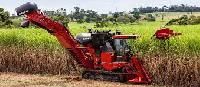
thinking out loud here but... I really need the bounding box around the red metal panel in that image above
[128,56,151,84]
[155,28,182,40]
[24,11,94,69]
[101,52,113,63]
[102,62,128,71]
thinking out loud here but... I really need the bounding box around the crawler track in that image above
[82,70,134,82]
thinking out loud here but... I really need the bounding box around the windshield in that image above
[114,39,130,56]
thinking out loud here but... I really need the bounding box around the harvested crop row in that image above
[0,46,79,75]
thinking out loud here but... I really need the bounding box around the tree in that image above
[117,16,130,24]
[52,14,70,27]
[73,7,83,21]
[85,10,99,22]
[43,8,70,27]
[0,8,13,27]
[130,11,141,21]
[145,14,156,21]
[100,14,108,20]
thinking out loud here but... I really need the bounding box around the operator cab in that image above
[100,39,130,55]
[75,29,139,62]
[112,35,139,61]
[114,39,130,56]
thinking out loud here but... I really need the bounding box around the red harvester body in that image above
[16,2,151,84]
[154,28,182,40]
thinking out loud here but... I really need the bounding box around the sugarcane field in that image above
[0,0,200,87]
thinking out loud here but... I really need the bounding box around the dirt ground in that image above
[0,72,151,87]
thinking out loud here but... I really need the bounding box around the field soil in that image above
[0,72,151,87]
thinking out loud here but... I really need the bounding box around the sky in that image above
[0,0,200,14]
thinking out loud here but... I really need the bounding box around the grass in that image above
[0,21,200,86]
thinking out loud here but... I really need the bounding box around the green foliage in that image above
[0,29,60,49]
[144,14,156,21]
[130,11,141,21]
[177,15,188,25]
[1,22,200,55]
[41,7,145,25]
[77,19,85,24]
[117,16,130,24]
[51,15,70,27]
[133,4,200,13]
[113,12,120,19]
[94,21,109,28]
[69,7,143,24]
[0,8,13,28]
[71,7,99,23]
[188,15,200,25]
[94,16,108,28]
[167,15,200,25]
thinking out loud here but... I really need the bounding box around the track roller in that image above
[82,70,127,83]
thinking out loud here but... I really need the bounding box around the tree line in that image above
[137,4,200,13]
[1,4,200,28]
[43,7,156,28]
